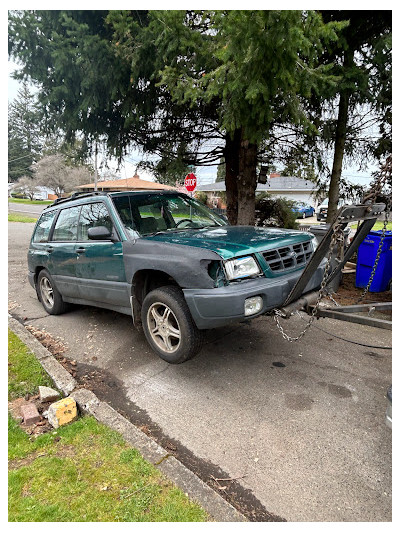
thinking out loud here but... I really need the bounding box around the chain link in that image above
[273,222,344,342]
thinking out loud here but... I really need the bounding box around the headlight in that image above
[311,236,319,252]
[224,256,261,280]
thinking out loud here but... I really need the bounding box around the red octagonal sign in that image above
[184,173,197,192]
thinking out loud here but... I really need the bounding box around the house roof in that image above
[77,175,176,191]
[197,176,317,193]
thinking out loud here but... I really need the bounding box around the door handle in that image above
[76,247,86,254]
[46,246,54,253]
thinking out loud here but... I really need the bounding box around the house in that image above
[77,173,176,193]
[8,183,56,200]
[196,173,319,208]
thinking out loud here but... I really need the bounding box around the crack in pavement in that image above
[131,365,171,388]
[25,315,52,322]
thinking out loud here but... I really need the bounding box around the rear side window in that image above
[33,210,58,243]
[52,206,81,241]
[77,202,113,241]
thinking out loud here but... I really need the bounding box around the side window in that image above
[33,210,57,243]
[77,202,114,241]
[138,203,168,233]
[52,206,81,241]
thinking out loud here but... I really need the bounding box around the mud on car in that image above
[28,191,324,364]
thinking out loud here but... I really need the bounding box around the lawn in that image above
[8,330,207,522]
[350,221,392,231]
[9,198,53,205]
[8,214,38,223]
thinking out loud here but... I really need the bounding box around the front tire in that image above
[141,286,203,364]
[37,269,69,315]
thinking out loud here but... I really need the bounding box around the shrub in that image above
[255,193,299,229]
[194,191,209,205]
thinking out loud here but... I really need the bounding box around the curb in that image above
[8,316,247,522]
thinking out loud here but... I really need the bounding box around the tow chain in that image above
[273,222,344,342]
[273,156,391,342]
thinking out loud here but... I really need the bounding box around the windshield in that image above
[112,192,228,238]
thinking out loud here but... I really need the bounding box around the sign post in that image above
[185,173,197,220]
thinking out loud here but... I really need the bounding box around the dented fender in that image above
[122,239,223,290]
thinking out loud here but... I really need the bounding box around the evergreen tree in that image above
[8,10,343,224]
[314,11,391,222]
[8,83,42,181]
[155,10,343,224]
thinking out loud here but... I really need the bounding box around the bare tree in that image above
[33,154,92,197]
[13,175,40,200]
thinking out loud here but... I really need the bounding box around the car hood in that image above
[143,225,312,260]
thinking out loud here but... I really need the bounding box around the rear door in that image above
[74,201,129,307]
[48,205,81,298]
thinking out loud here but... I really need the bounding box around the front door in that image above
[74,202,129,307]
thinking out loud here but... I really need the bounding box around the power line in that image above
[8,153,33,163]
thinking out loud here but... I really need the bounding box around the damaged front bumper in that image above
[183,260,327,329]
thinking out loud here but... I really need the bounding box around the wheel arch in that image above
[131,269,180,329]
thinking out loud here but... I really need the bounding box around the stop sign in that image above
[184,173,197,192]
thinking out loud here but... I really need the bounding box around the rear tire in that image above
[141,286,203,364]
[37,269,69,315]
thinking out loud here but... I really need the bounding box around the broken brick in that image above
[21,403,41,425]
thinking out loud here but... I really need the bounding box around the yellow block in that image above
[48,397,78,428]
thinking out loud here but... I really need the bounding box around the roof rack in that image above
[48,191,108,208]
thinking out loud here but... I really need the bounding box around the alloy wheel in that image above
[147,302,181,353]
[39,276,54,308]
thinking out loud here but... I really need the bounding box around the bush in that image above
[255,193,299,229]
[194,191,209,205]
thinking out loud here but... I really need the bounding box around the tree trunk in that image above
[224,130,241,225]
[327,48,354,223]
[237,132,258,226]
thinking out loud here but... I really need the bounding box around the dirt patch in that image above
[9,394,55,437]
[25,325,78,377]
[9,445,76,471]
[334,272,391,308]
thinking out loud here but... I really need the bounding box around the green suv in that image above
[28,191,323,363]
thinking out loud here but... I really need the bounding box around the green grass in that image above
[350,221,392,231]
[8,213,37,223]
[8,330,54,401]
[9,198,53,205]
[8,330,208,522]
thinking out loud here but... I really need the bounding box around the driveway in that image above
[8,221,392,522]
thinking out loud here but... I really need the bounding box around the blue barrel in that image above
[356,230,392,292]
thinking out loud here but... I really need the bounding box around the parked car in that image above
[316,198,346,221]
[316,198,329,221]
[28,191,324,364]
[292,202,315,219]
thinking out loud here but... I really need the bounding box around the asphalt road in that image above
[8,221,392,522]
[8,202,46,217]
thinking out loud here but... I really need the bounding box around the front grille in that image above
[262,241,313,273]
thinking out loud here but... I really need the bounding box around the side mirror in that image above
[88,226,112,240]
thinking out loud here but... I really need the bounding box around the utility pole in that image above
[94,141,98,192]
